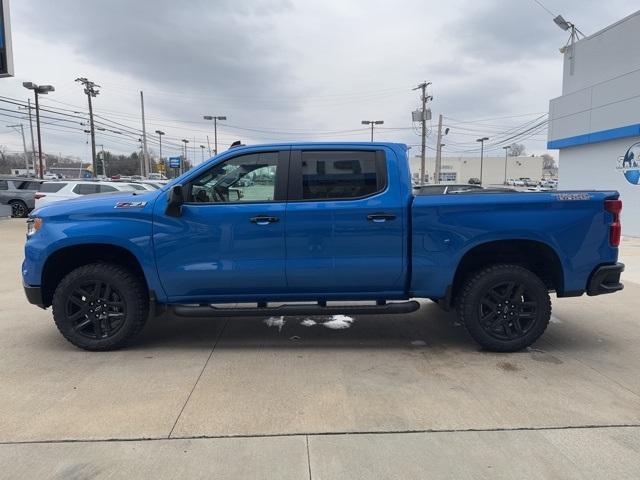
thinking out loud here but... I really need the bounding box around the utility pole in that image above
[412,82,432,184]
[206,135,212,156]
[434,114,444,184]
[75,78,100,178]
[140,91,150,177]
[203,115,226,155]
[476,137,489,185]
[26,99,37,172]
[23,82,55,179]
[361,120,384,142]
[7,124,29,172]
[502,145,510,185]
[200,145,206,163]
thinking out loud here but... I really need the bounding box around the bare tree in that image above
[541,153,556,170]
[508,143,526,156]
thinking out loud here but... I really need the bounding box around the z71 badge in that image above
[114,201,148,209]
[555,193,591,201]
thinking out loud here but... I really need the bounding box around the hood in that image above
[32,190,160,218]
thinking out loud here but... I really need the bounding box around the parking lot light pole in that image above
[203,115,226,155]
[502,145,510,185]
[181,139,189,174]
[476,137,489,185]
[155,130,165,171]
[361,120,384,142]
[22,82,55,179]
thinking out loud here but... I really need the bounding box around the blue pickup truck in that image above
[22,142,624,352]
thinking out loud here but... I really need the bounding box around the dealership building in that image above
[409,155,545,185]
[548,10,640,236]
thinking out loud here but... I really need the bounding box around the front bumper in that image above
[23,283,46,309]
[587,263,624,296]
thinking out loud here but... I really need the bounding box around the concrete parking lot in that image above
[1,217,640,479]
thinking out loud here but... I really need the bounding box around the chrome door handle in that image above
[367,213,396,223]
[250,216,279,225]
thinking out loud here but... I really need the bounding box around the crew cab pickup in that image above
[22,142,624,352]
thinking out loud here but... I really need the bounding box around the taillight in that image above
[605,199,622,247]
[34,193,46,200]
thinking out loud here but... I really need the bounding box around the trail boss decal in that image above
[555,193,592,201]
[114,201,147,209]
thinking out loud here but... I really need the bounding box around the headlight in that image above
[26,217,43,237]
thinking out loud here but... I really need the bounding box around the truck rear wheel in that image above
[457,264,551,352]
[52,263,149,351]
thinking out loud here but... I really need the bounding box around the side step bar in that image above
[172,300,420,318]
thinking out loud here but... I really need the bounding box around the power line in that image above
[531,0,556,17]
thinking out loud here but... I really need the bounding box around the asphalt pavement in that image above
[1,218,640,479]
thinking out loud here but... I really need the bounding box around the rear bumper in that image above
[23,283,46,309]
[587,263,624,296]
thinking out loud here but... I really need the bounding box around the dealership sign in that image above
[169,156,181,169]
[617,142,640,185]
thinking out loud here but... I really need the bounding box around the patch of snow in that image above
[263,316,285,332]
[322,314,354,330]
[550,315,562,324]
[300,318,317,327]
[411,340,427,346]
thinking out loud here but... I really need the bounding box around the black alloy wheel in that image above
[65,280,127,340]
[11,200,28,218]
[478,281,538,341]
[52,263,149,350]
[457,264,551,352]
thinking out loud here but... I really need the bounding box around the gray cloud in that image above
[5,0,640,159]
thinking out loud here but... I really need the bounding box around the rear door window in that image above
[295,151,385,200]
[39,183,67,193]
[19,181,42,191]
[98,185,117,193]
[73,184,100,195]
[0,180,7,190]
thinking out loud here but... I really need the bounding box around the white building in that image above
[409,155,544,185]
[548,10,640,236]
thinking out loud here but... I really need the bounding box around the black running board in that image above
[172,300,420,318]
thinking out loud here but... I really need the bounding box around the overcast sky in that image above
[1,0,638,163]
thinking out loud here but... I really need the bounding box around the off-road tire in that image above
[457,264,551,352]
[52,263,149,351]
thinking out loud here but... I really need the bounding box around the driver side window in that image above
[188,152,279,203]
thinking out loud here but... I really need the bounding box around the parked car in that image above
[468,177,481,185]
[540,179,558,189]
[147,173,168,181]
[124,182,157,192]
[43,172,62,180]
[138,181,163,189]
[519,177,537,187]
[34,181,139,208]
[0,178,43,217]
[507,178,525,187]
[23,142,624,352]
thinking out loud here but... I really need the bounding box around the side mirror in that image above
[166,185,184,217]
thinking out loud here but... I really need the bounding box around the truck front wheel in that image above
[52,263,149,351]
[457,264,551,352]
